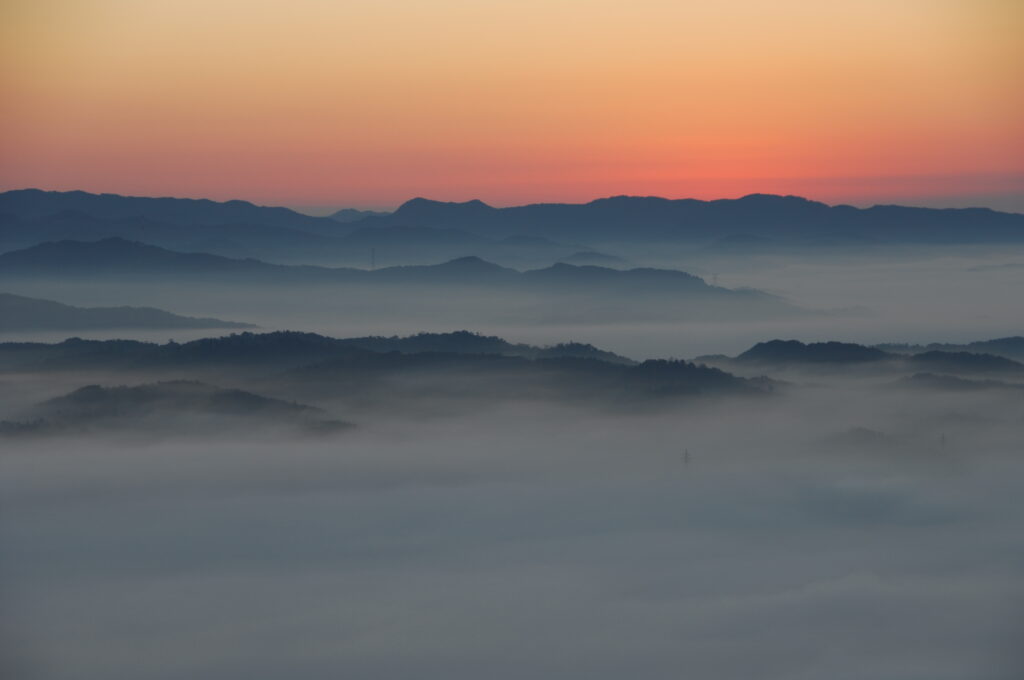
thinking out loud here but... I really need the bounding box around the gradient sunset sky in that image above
[2,0,1022,211]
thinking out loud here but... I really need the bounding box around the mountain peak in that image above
[738,339,889,363]
[432,255,509,272]
[393,197,496,217]
[736,193,810,202]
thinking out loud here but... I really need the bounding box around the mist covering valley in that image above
[2,191,1024,679]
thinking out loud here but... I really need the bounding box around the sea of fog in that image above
[2,390,1022,679]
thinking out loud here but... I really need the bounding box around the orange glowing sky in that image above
[1,0,1022,211]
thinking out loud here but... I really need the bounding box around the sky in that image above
[1,0,1022,211]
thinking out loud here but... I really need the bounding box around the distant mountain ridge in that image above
[698,338,1024,376]
[370,193,1024,243]
[0,188,328,230]
[3,190,1022,253]
[0,292,253,332]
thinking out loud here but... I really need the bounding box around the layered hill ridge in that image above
[0,331,761,414]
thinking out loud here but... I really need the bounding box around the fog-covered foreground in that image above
[3,383,1022,679]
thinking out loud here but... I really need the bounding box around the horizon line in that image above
[3,186,1022,217]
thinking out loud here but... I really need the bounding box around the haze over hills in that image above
[5,329,1022,432]
[0,237,783,304]
[0,292,254,332]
